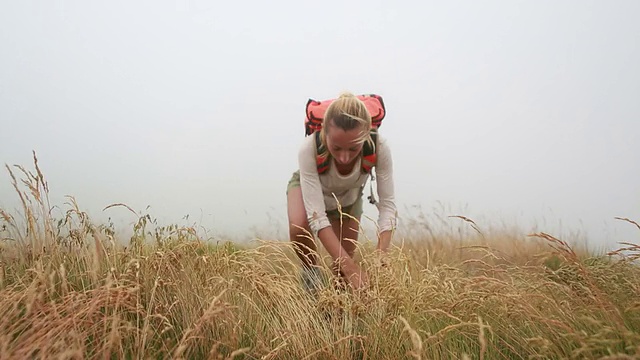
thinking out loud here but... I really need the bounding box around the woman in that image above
[286,91,397,292]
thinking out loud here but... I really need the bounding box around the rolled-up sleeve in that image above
[298,136,331,235]
[374,136,398,232]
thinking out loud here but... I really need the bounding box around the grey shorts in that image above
[286,170,363,222]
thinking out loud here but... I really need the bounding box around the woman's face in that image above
[325,123,365,166]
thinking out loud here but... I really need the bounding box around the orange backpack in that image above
[304,94,386,175]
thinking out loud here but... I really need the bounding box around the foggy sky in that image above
[1,1,639,250]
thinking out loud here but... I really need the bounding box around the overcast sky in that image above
[1,1,638,251]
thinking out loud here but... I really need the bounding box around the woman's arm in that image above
[317,227,368,288]
[373,135,398,252]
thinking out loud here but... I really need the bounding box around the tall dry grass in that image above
[1,153,639,359]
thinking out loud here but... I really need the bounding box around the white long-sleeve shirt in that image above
[298,133,397,235]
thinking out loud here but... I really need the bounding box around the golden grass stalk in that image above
[0,154,639,359]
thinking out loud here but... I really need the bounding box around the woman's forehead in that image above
[327,127,366,145]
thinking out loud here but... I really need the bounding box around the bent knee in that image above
[289,220,310,234]
[289,218,310,237]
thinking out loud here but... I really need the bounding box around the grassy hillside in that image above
[1,155,639,359]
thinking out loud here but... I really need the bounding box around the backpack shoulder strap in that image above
[315,131,330,174]
[361,131,378,173]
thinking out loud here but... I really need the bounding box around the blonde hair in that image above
[318,92,375,158]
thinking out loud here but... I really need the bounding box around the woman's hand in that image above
[377,230,393,252]
[342,262,370,290]
[372,248,391,268]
